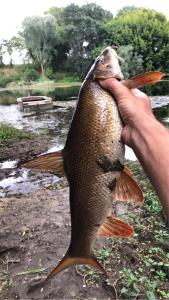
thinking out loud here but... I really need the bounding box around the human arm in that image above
[99,78,169,222]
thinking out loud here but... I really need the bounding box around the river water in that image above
[0,87,169,197]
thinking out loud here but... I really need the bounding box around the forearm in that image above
[130,117,169,220]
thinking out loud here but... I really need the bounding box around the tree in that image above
[48,3,113,77]
[3,36,24,66]
[117,45,143,78]
[116,6,138,17]
[20,15,59,77]
[104,8,169,73]
[0,42,4,67]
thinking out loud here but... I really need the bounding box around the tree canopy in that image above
[104,9,169,73]
[2,3,169,92]
[21,15,60,76]
[48,3,113,77]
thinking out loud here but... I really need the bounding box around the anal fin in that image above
[113,165,143,203]
[19,150,65,176]
[98,215,134,238]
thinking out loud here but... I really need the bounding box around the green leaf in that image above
[146,291,157,300]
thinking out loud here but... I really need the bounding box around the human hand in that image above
[99,78,155,147]
[100,77,169,223]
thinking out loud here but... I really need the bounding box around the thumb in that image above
[99,78,133,103]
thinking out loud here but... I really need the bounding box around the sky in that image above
[1,0,169,64]
[0,0,169,40]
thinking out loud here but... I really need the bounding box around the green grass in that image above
[4,79,81,91]
[0,123,31,144]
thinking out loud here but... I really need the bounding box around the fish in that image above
[20,46,164,279]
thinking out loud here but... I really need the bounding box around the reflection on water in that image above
[0,85,80,105]
[47,85,80,101]
[0,88,169,196]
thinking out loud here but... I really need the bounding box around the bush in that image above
[45,68,55,80]
[54,72,80,82]
[0,73,22,88]
[0,76,11,88]
[23,68,40,82]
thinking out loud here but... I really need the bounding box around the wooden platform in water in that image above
[17,96,53,111]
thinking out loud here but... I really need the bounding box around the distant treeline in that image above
[1,4,169,94]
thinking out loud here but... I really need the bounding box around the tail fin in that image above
[18,150,65,176]
[47,253,106,280]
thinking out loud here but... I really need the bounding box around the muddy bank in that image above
[0,137,111,299]
[0,135,51,163]
[0,135,59,198]
[0,185,112,300]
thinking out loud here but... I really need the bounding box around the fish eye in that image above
[98,58,104,64]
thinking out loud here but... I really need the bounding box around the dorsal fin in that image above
[122,71,165,89]
[113,166,143,203]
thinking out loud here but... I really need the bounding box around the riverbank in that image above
[0,134,169,299]
[0,125,51,163]
[0,80,81,92]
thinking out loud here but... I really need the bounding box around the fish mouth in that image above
[94,46,124,81]
[85,45,124,81]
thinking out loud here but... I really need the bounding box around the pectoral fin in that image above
[113,166,143,203]
[98,215,134,238]
[122,71,165,89]
[19,150,65,176]
[47,253,106,280]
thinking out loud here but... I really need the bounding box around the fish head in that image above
[86,46,124,81]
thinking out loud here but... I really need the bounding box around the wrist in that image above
[129,116,167,155]
[129,116,169,220]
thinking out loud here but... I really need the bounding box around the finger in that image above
[131,88,152,109]
[121,126,131,146]
[131,88,149,99]
[99,78,133,103]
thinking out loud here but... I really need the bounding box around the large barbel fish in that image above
[21,46,164,279]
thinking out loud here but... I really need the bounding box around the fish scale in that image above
[64,80,122,248]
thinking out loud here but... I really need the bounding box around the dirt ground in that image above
[0,139,115,300]
[0,185,114,300]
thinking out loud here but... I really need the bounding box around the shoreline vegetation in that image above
[0,77,81,92]
[0,123,32,145]
[0,65,81,91]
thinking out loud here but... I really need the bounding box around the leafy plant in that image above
[23,68,40,82]
[0,123,31,143]
[144,190,162,214]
